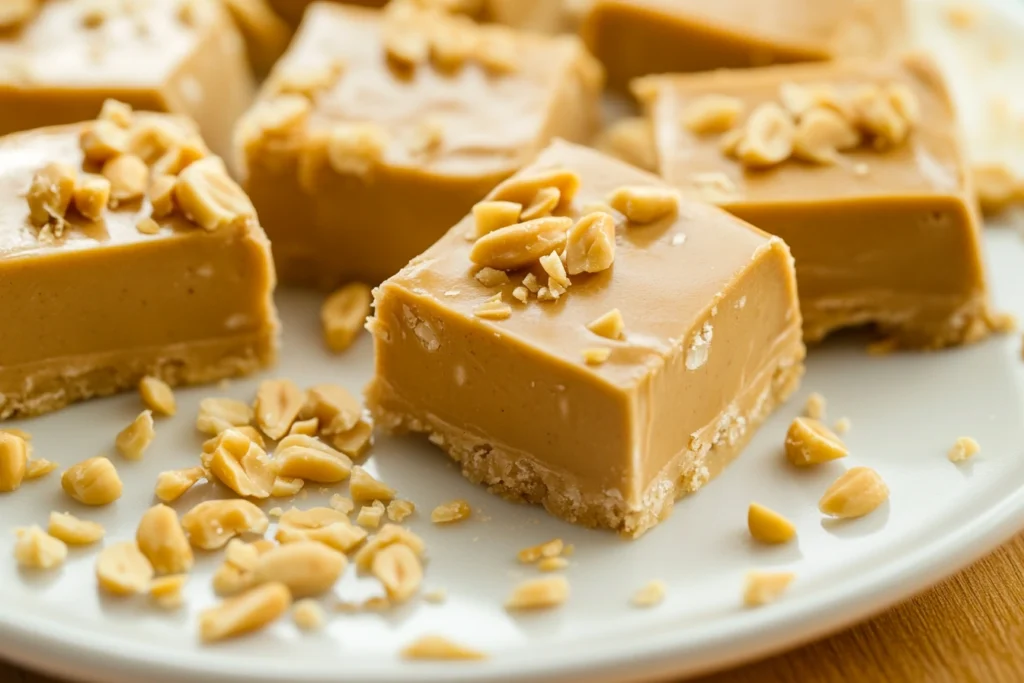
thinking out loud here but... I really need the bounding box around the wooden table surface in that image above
[5,533,1024,683]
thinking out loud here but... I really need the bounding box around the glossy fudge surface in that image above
[0,115,277,418]
[638,55,994,348]
[237,1,602,288]
[366,141,805,536]
[0,0,253,158]
[582,0,907,90]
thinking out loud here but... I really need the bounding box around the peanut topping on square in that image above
[735,102,795,168]
[249,95,312,137]
[785,417,848,466]
[581,347,611,366]
[327,123,389,177]
[565,212,616,275]
[539,251,570,289]
[607,185,679,224]
[102,154,148,206]
[681,94,745,134]
[469,216,573,270]
[818,467,889,519]
[474,267,509,287]
[489,169,581,209]
[80,121,128,165]
[473,294,512,321]
[71,175,110,221]
[472,200,522,238]
[747,502,796,544]
[174,158,256,231]
[99,99,134,128]
[792,107,861,164]
[115,410,156,461]
[521,187,561,222]
[26,162,77,229]
[587,309,625,340]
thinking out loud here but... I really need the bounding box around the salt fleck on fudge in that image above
[0,106,278,419]
[235,1,603,288]
[0,0,254,160]
[366,140,805,537]
[637,54,997,349]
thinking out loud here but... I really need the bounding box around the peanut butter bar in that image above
[0,0,254,159]
[235,2,603,288]
[365,140,805,537]
[0,111,278,419]
[637,55,995,348]
[582,0,907,91]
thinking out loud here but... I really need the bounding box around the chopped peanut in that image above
[472,200,522,238]
[61,457,122,506]
[474,266,510,287]
[401,635,487,661]
[13,526,67,570]
[24,459,58,480]
[102,154,148,205]
[208,437,274,499]
[386,499,415,523]
[288,418,319,437]
[254,541,346,598]
[247,95,311,137]
[474,294,513,321]
[181,499,269,550]
[587,309,625,340]
[150,574,188,610]
[149,174,177,219]
[271,476,305,497]
[735,103,795,168]
[136,216,160,235]
[521,187,561,222]
[199,582,292,643]
[254,378,304,440]
[431,499,471,524]
[26,162,76,229]
[174,158,256,231]
[321,283,373,354]
[327,122,389,177]
[469,216,573,271]
[350,465,396,503]
[565,212,615,275]
[517,538,564,564]
[792,107,860,164]
[154,466,206,503]
[96,542,154,595]
[631,580,666,607]
[357,501,386,529]
[948,436,981,463]
[115,410,155,460]
[276,507,367,553]
[0,431,28,493]
[747,502,796,544]
[680,94,745,134]
[850,84,910,148]
[73,175,112,221]
[137,504,194,575]
[196,397,253,435]
[743,571,794,607]
[804,392,826,420]
[272,434,353,483]
[98,99,133,128]
[490,169,580,210]
[293,599,326,631]
[300,384,362,435]
[973,163,1024,214]
[80,121,128,165]
[372,542,423,603]
[48,511,105,545]
[785,417,848,466]
[834,417,851,435]
[476,25,519,74]
[505,576,569,610]
[819,467,889,519]
[607,185,679,224]
[539,251,570,289]
[354,524,426,571]
[138,376,176,416]
[537,557,569,572]
[330,495,355,515]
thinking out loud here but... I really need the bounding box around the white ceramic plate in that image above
[4,2,1024,682]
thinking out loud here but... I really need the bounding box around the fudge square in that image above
[636,54,995,348]
[581,0,907,91]
[0,0,254,159]
[235,2,603,288]
[365,140,805,536]
[0,106,278,419]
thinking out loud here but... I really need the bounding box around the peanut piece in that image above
[565,212,615,275]
[474,294,512,321]
[73,175,112,221]
[431,499,471,524]
[254,541,346,598]
[948,436,980,463]
[327,123,389,177]
[139,376,176,416]
[136,504,194,576]
[154,466,205,503]
[818,467,889,519]
[537,556,569,572]
[357,501,386,529]
[115,410,155,461]
[0,431,28,493]
[254,378,304,440]
[199,582,292,643]
[96,542,155,595]
[350,465,396,503]
[489,169,580,209]
[150,574,188,610]
[80,121,128,165]
[747,502,796,544]
[196,397,253,435]
[472,200,521,238]
[680,94,744,134]
[594,116,657,172]
[850,84,909,148]
[386,499,415,523]
[321,284,372,354]
[505,576,569,610]
[136,216,160,235]
[174,158,256,231]
[271,476,304,497]
[973,163,1024,214]
[736,102,795,168]
[300,384,362,435]
[631,580,666,607]
[212,562,256,597]
[149,174,177,219]
[208,438,274,499]
[607,185,679,224]
[181,499,269,550]
[26,162,76,228]
[276,507,367,553]
[13,526,67,570]
[587,309,625,340]
[469,216,573,271]
[293,599,326,631]
[743,571,794,607]
[330,495,355,515]
[474,266,510,287]
[354,524,426,571]
[539,251,570,289]
[98,99,133,128]
[778,82,851,120]
[520,187,561,222]
[581,347,611,365]
[61,457,122,506]
[400,635,487,661]
[804,392,826,419]
[329,417,374,458]
[102,154,148,205]
[792,106,861,164]
[372,543,423,603]
[24,459,58,480]
[784,417,848,466]
[517,538,564,564]
[247,95,311,137]
[476,26,519,74]
[48,511,105,545]
[383,22,429,68]
[289,418,319,437]
[272,435,353,484]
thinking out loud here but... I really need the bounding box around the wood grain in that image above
[6,535,1024,682]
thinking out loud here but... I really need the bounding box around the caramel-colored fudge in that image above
[0,0,254,159]
[365,141,805,536]
[236,2,603,288]
[637,55,995,348]
[0,108,278,419]
[582,0,907,91]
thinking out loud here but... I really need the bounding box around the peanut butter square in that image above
[365,140,805,537]
[235,2,603,288]
[637,54,995,348]
[0,0,254,159]
[582,0,908,91]
[0,112,278,419]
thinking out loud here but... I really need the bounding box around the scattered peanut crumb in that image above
[0,432,28,492]
[321,283,372,353]
[474,267,510,287]
[581,347,611,366]
[150,574,188,610]
[537,557,568,572]
[372,542,423,603]
[948,436,980,463]
[834,417,851,434]
[512,286,529,304]
[48,511,105,545]
[24,459,58,480]
[747,502,796,544]
[293,599,327,631]
[473,294,512,321]
[431,499,471,524]
[681,94,745,134]
[13,526,68,570]
[505,576,569,610]
[784,417,848,466]
[517,538,564,564]
[269,507,283,518]
[423,588,447,604]
[804,392,826,420]
[631,580,666,607]
[349,466,396,503]
[115,410,155,460]
[743,571,795,607]
[96,541,154,595]
[607,185,679,224]
[199,582,292,643]
[138,376,176,416]
[587,309,625,340]
[386,499,416,522]
[400,635,487,661]
[154,466,205,503]
[330,494,355,515]
[819,467,889,519]
[357,501,387,529]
